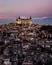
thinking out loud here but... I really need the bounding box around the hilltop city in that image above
[0,16,52,65]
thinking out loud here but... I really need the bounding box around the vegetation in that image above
[40,25,52,33]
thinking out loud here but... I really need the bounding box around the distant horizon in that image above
[0,17,52,25]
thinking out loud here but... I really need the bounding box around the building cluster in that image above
[0,18,52,65]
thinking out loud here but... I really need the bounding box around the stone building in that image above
[16,16,32,25]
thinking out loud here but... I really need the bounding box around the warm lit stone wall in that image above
[16,18,32,25]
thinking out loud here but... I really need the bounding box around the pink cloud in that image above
[0,16,14,20]
[33,17,48,20]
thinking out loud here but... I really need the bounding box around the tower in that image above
[30,16,32,19]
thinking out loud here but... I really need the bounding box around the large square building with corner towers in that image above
[16,16,32,25]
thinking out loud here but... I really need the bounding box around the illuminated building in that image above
[16,16,32,25]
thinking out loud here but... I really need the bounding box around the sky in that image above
[0,0,52,25]
[0,0,52,19]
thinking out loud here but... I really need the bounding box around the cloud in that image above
[33,17,48,20]
[0,16,14,20]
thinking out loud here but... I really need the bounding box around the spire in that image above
[18,16,20,19]
[30,16,32,19]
